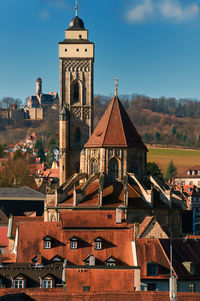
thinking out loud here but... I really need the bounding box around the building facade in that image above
[59,15,95,185]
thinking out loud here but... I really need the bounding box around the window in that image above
[91,159,98,174]
[70,241,78,249]
[44,240,51,249]
[14,280,24,289]
[83,286,90,291]
[13,276,25,289]
[65,49,67,52]
[147,263,158,276]
[189,283,195,292]
[76,48,79,52]
[106,257,116,267]
[75,128,81,146]
[43,280,53,288]
[95,242,102,250]
[74,82,79,102]
[107,214,112,219]
[147,283,157,291]
[108,158,119,182]
[85,49,87,52]
[190,263,197,276]
[79,35,82,39]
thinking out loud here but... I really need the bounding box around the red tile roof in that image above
[11,216,43,237]
[17,221,134,266]
[59,181,149,209]
[0,227,9,249]
[136,238,171,279]
[85,96,147,149]
[0,290,200,301]
[60,210,128,228]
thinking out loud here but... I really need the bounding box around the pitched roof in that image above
[60,210,128,228]
[17,221,134,266]
[85,96,147,149]
[0,187,45,200]
[136,238,171,279]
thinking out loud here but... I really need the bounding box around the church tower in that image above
[59,5,95,185]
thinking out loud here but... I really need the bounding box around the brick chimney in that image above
[37,252,42,266]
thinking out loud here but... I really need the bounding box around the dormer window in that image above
[13,275,25,289]
[105,256,116,267]
[187,170,192,175]
[193,170,197,176]
[42,275,54,289]
[147,262,158,276]
[43,236,52,249]
[83,255,95,266]
[94,237,103,250]
[70,237,78,249]
[51,255,64,262]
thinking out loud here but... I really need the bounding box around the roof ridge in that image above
[115,97,127,146]
[158,239,178,278]
[102,97,116,146]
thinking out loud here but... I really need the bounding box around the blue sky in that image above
[1,0,200,102]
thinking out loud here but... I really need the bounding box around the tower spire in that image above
[75,0,78,16]
[115,78,118,96]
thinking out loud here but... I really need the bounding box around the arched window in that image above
[75,128,81,145]
[74,82,79,100]
[91,159,98,174]
[108,158,119,181]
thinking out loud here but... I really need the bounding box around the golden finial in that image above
[115,78,118,96]
[75,0,78,16]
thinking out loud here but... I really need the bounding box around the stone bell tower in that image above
[59,6,95,185]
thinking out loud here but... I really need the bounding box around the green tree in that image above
[35,139,46,163]
[46,145,54,168]
[164,160,177,182]
[13,149,23,160]
[0,144,4,158]
[154,131,160,143]
[171,126,176,135]
[147,162,164,181]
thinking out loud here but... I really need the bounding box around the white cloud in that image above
[38,10,51,21]
[126,0,154,23]
[126,0,200,23]
[159,0,199,22]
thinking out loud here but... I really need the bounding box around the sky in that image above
[1,0,200,102]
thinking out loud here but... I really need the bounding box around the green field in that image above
[147,147,200,174]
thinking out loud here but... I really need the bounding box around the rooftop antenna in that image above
[75,0,78,16]
[115,78,118,96]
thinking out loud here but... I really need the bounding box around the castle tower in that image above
[36,77,42,96]
[59,8,95,185]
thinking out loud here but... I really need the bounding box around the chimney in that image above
[116,208,122,224]
[89,255,95,266]
[134,222,140,238]
[37,252,42,266]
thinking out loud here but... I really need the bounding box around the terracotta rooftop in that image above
[60,210,128,228]
[17,221,134,266]
[58,181,151,209]
[136,238,171,280]
[85,96,147,150]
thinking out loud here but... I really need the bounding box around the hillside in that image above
[147,147,200,174]
[1,94,200,150]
